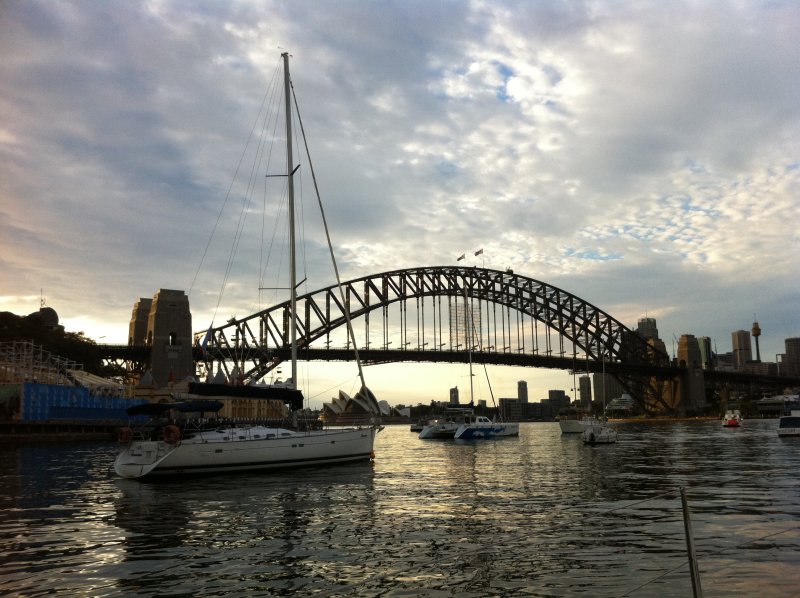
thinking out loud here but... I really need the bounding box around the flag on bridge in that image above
[474,248,484,256]
[457,254,465,261]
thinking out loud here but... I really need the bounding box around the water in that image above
[2,420,799,597]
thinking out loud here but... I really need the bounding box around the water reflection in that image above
[1,421,799,596]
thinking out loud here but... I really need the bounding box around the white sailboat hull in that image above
[558,417,601,434]
[115,425,378,479]
[419,421,460,439]
[581,423,618,445]
[453,419,519,440]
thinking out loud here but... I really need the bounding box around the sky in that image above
[1,1,798,408]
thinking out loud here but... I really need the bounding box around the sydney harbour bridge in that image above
[104,266,794,415]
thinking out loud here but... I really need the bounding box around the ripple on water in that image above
[1,421,799,596]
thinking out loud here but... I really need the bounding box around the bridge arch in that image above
[203,266,667,384]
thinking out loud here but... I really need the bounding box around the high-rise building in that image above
[784,338,800,377]
[578,375,591,408]
[449,386,459,404]
[677,334,702,368]
[637,317,659,340]
[732,330,752,370]
[698,336,713,369]
[517,380,528,403]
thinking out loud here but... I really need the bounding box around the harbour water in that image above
[2,419,798,597]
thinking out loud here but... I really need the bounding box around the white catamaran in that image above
[115,53,382,479]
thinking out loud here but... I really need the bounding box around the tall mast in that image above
[283,52,298,388]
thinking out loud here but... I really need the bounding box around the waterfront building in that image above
[732,330,752,370]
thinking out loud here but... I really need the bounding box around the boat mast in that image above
[283,52,298,388]
[465,287,474,405]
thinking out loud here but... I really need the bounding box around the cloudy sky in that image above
[1,1,798,407]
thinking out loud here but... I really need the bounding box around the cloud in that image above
[1,0,798,405]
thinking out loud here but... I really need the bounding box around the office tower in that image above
[449,386,459,404]
[732,330,752,370]
[698,336,713,369]
[784,338,800,377]
[579,375,591,409]
[517,380,528,403]
[637,317,659,340]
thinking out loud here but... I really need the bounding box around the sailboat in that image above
[114,53,382,479]
[452,288,519,440]
[581,349,617,445]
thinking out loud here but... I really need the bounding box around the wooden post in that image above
[680,487,703,598]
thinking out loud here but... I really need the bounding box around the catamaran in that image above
[114,53,382,479]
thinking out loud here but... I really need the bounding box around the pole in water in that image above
[680,487,704,598]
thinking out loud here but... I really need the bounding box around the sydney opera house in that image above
[322,390,401,425]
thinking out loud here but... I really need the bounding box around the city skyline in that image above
[1,1,798,406]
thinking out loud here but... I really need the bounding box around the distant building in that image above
[593,374,623,406]
[698,336,713,369]
[732,330,752,370]
[517,380,528,403]
[449,386,459,404]
[578,375,591,408]
[783,338,800,378]
[637,317,659,341]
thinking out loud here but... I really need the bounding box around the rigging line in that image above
[616,557,693,598]
[188,57,282,316]
[291,77,369,394]
[256,74,284,312]
[697,523,800,559]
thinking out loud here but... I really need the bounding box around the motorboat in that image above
[777,410,800,437]
[582,422,618,445]
[114,53,382,479]
[453,415,519,440]
[722,409,742,427]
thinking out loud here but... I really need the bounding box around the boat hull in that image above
[418,421,459,439]
[582,424,618,445]
[114,426,378,479]
[558,417,600,434]
[777,412,800,437]
[453,422,519,440]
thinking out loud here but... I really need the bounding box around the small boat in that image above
[114,53,382,479]
[453,415,519,440]
[722,409,742,427]
[777,410,800,437]
[580,352,617,445]
[582,422,618,445]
